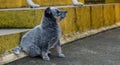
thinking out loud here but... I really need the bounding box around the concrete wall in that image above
[0,4,119,29]
[0,0,120,8]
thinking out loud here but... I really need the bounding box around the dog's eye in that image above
[57,13,61,16]
[56,10,62,16]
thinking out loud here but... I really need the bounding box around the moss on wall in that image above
[0,33,20,54]
[104,4,115,26]
[115,4,120,23]
[76,6,91,32]
[0,0,22,8]
[59,7,78,35]
[34,9,44,25]
[105,0,120,3]
[91,5,104,29]
[0,10,37,28]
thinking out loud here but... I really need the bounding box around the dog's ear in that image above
[44,7,53,18]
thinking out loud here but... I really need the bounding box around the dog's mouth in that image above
[61,16,65,20]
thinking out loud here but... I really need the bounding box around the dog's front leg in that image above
[41,45,50,61]
[56,40,65,58]
[42,51,50,61]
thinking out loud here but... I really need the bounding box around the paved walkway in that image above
[0,29,29,35]
[6,27,120,65]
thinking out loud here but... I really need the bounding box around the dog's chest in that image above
[57,27,61,38]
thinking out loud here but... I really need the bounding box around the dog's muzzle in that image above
[60,11,67,19]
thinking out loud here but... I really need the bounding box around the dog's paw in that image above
[12,46,21,55]
[58,54,65,58]
[43,56,50,61]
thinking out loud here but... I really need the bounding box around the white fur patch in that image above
[50,7,57,10]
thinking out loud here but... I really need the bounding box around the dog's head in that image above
[44,7,67,22]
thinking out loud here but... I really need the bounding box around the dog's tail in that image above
[12,46,23,55]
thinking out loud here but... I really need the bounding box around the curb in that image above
[0,22,120,65]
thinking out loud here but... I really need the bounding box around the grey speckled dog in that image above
[13,7,67,61]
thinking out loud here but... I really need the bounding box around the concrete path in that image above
[0,29,29,35]
[6,27,120,65]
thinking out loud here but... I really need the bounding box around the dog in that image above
[27,0,40,8]
[13,7,67,61]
